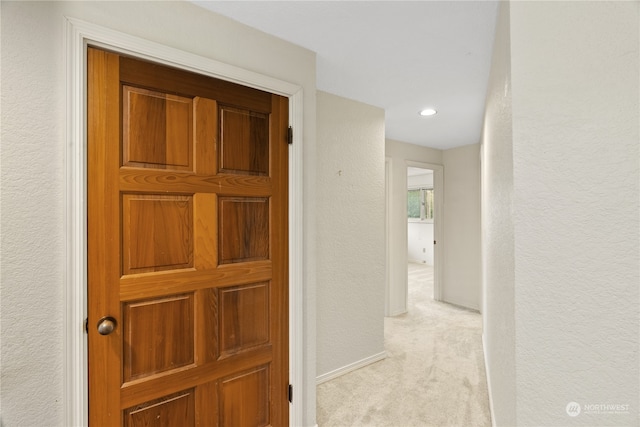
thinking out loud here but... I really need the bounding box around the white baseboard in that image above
[316,351,387,385]
[482,333,497,427]
[388,308,408,317]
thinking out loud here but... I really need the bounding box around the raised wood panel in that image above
[219,283,269,358]
[219,198,269,264]
[219,366,270,427]
[123,86,193,171]
[124,389,195,427]
[122,194,193,274]
[219,106,269,176]
[123,294,194,382]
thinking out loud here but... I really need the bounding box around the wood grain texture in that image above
[194,97,217,176]
[122,195,193,274]
[123,86,193,170]
[119,55,271,114]
[119,261,272,301]
[123,294,195,382]
[88,47,123,427]
[219,366,270,427]
[219,198,269,264]
[89,48,289,426]
[219,283,270,358]
[219,106,269,176]
[124,389,195,427]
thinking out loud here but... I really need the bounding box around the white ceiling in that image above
[192,1,499,150]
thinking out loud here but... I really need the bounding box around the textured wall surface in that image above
[510,2,639,426]
[408,222,434,265]
[0,2,318,425]
[483,2,639,426]
[316,91,386,377]
[480,1,517,425]
[385,139,443,315]
[1,3,66,424]
[442,144,482,310]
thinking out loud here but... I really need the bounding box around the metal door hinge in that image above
[84,317,89,334]
[288,384,293,403]
[434,240,437,245]
[287,126,293,145]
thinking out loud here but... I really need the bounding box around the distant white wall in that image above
[482,2,639,426]
[408,223,434,265]
[442,144,482,310]
[316,91,386,378]
[0,2,318,426]
[386,139,442,315]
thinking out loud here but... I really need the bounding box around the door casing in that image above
[64,17,304,426]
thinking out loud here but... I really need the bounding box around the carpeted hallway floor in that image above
[316,263,491,426]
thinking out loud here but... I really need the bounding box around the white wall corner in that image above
[316,352,387,385]
[482,333,497,427]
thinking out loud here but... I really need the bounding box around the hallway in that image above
[317,263,491,426]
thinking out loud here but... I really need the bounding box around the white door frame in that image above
[405,161,444,302]
[384,157,392,316]
[64,17,304,426]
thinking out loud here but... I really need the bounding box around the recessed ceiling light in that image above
[419,108,437,117]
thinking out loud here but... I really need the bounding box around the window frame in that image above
[407,186,434,223]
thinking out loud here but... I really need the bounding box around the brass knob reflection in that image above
[97,316,117,335]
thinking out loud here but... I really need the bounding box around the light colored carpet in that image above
[316,263,491,427]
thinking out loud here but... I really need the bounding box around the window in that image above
[408,188,434,221]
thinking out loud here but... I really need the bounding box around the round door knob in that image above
[97,316,117,335]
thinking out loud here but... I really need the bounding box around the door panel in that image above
[122,194,194,274]
[123,86,194,171]
[219,197,270,264]
[88,47,289,426]
[219,106,270,176]
[124,389,196,427]
[123,294,195,381]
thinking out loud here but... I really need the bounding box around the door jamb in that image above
[64,17,304,426]
[404,161,444,302]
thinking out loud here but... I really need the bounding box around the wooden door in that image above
[87,47,289,426]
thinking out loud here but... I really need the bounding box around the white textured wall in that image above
[386,139,443,315]
[442,144,482,310]
[316,91,386,377]
[408,223,434,265]
[510,2,639,426]
[0,2,317,426]
[483,2,639,426]
[480,1,516,424]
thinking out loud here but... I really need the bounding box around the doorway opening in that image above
[405,162,443,306]
[407,166,436,305]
